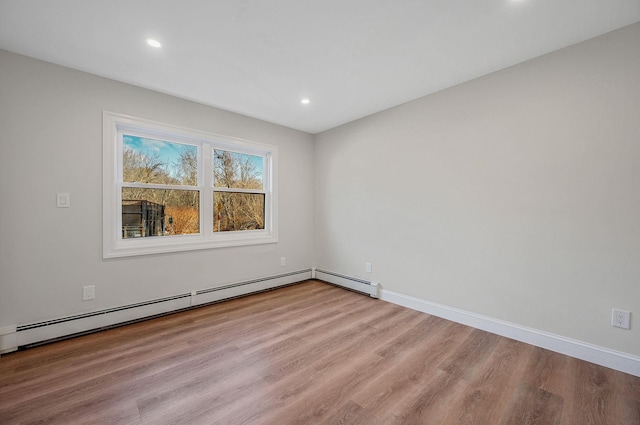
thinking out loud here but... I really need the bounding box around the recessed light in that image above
[146,38,162,48]
[301,98,310,105]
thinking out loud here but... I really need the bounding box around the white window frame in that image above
[103,111,278,258]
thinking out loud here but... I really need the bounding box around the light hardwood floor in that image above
[1,280,639,424]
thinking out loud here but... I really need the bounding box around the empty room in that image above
[1,1,640,424]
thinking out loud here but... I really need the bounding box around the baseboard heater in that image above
[313,268,379,298]
[13,269,312,351]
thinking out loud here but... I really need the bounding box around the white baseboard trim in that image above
[14,269,312,349]
[380,289,640,377]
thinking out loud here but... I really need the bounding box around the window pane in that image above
[123,135,197,185]
[122,188,199,238]
[214,192,265,231]
[213,150,263,189]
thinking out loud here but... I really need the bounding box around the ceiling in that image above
[1,1,639,134]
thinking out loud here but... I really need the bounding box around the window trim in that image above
[103,111,278,258]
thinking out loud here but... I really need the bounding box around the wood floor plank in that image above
[570,360,618,425]
[213,306,425,424]
[615,371,640,424]
[1,280,639,425]
[353,319,471,420]
[439,337,532,425]
[318,400,383,425]
[1,342,240,424]
[437,327,503,382]
[244,352,388,425]
[498,383,564,425]
[383,368,468,425]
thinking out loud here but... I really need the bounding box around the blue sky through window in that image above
[123,134,192,174]
[123,135,263,181]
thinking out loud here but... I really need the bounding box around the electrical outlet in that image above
[56,193,70,208]
[83,285,95,301]
[612,309,630,330]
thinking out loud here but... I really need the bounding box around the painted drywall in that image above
[314,23,640,356]
[0,50,315,328]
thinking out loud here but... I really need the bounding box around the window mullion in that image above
[122,182,200,191]
[202,143,213,238]
[212,187,266,195]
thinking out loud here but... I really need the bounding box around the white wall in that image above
[0,50,315,329]
[314,23,640,357]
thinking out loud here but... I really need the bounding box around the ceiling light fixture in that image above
[301,98,310,105]
[146,38,162,48]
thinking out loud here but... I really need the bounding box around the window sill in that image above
[103,231,278,259]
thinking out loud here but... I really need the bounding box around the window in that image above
[103,112,277,258]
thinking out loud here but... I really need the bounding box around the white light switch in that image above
[57,193,70,208]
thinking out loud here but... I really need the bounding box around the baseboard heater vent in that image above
[314,268,379,298]
[16,293,192,332]
[196,269,312,295]
[15,269,312,350]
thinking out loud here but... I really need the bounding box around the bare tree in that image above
[214,150,264,231]
[122,147,264,236]
[122,147,199,236]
